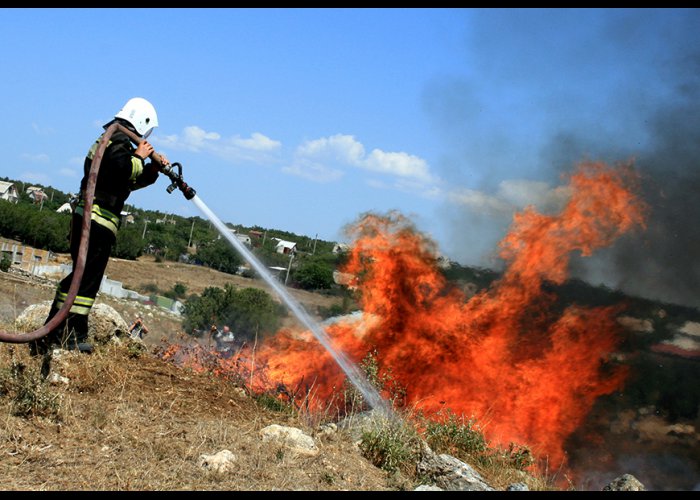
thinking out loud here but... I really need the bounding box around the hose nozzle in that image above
[160,162,196,200]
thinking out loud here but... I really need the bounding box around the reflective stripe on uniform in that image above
[87,134,141,180]
[55,291,95,316]
[87,137,110,160]
[130,156,144,181]
[75,203,120,236]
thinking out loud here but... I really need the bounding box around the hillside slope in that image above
[0,257,406,491]
[1,251,698,491]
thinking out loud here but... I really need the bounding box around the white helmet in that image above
[114,97,158,138]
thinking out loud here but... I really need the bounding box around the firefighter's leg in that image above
[29,283,70,357]
[34,215,113,355]
[59,220,114,352]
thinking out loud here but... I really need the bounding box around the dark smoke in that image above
[552,49,700,309]
[424,10,700,308]
[424,10,700,491]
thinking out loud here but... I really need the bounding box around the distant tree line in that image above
[0,177,345,292]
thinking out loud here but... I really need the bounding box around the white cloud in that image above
[496,179,570,213]
[20,171,50,184]
[287,134,436,184]
[157,126,220,152]
[446,179,572,216]
[281,159,344,183]
[297,134,365,164]
[59,167,78,178]
[20,153,50,163]
[32,122,55,135]
[447,188,513,215]
[232,132,283,151]
[365,149,432,182]
[389,178,443,200]
[154,126,280,163]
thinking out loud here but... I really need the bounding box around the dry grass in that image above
[0,256,564,492]
[0,341,396,491]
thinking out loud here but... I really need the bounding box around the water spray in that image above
[149,139,390,415]
[189,195,391,416]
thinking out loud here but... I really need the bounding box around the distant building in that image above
[235,233,252,247]
[0,181,19,203]
[56,202,73,214]
[120,211,135,224]
[26,186,48,203]
[220,228,251,246]
[332,243,350,254]
[156,216,176,225]
[272,238,297,255]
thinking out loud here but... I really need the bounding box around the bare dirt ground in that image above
[0,255,405,492]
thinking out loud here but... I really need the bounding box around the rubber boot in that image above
[29,329,61,357]
[56,312,94,354]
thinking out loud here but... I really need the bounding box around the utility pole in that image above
[188,219,195,248]
[312,233,317,255]
[142,219,150,239]
[284,252,294,286]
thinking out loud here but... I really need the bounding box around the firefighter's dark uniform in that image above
[31,121,159,355]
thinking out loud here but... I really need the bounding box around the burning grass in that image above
[154,337,564,490]
[0,159,652,491]
[155,160,648,488]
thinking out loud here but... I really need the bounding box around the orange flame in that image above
[172,161,648,474]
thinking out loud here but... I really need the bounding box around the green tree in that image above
[113,222,144,260]
[227,287,287,341]
[0,253,11,272]
[181,284,286,341]
[195,238,243,275]
[291,258,335,290]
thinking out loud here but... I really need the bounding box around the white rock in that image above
[198,449,237,473]
[259,424,319,456]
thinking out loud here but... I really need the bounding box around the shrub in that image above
[423,408,487,461]
[181,284,287,341]
[0,253,11,272]
[292,259,334,290]
[172,282,187,297]
[359,416,420,474]
[0,359,60,420]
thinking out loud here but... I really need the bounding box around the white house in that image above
[332,243,350,254]
[56,202,72,213]
[235,234,252,247]
[121,211,135,224]
[26,186,48,203]
[272,238,297,255]
[221,227,252,247]
[0,181,19,203]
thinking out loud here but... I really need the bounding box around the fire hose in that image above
[0,122,195,344]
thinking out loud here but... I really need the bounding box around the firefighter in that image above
[31,97,170,357]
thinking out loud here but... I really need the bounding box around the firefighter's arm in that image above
[106,135,146,183]
[131,140,161,190]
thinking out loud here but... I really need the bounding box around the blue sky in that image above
[2,8,700,307]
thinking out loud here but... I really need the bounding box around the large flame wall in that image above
[207,161,648,472]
